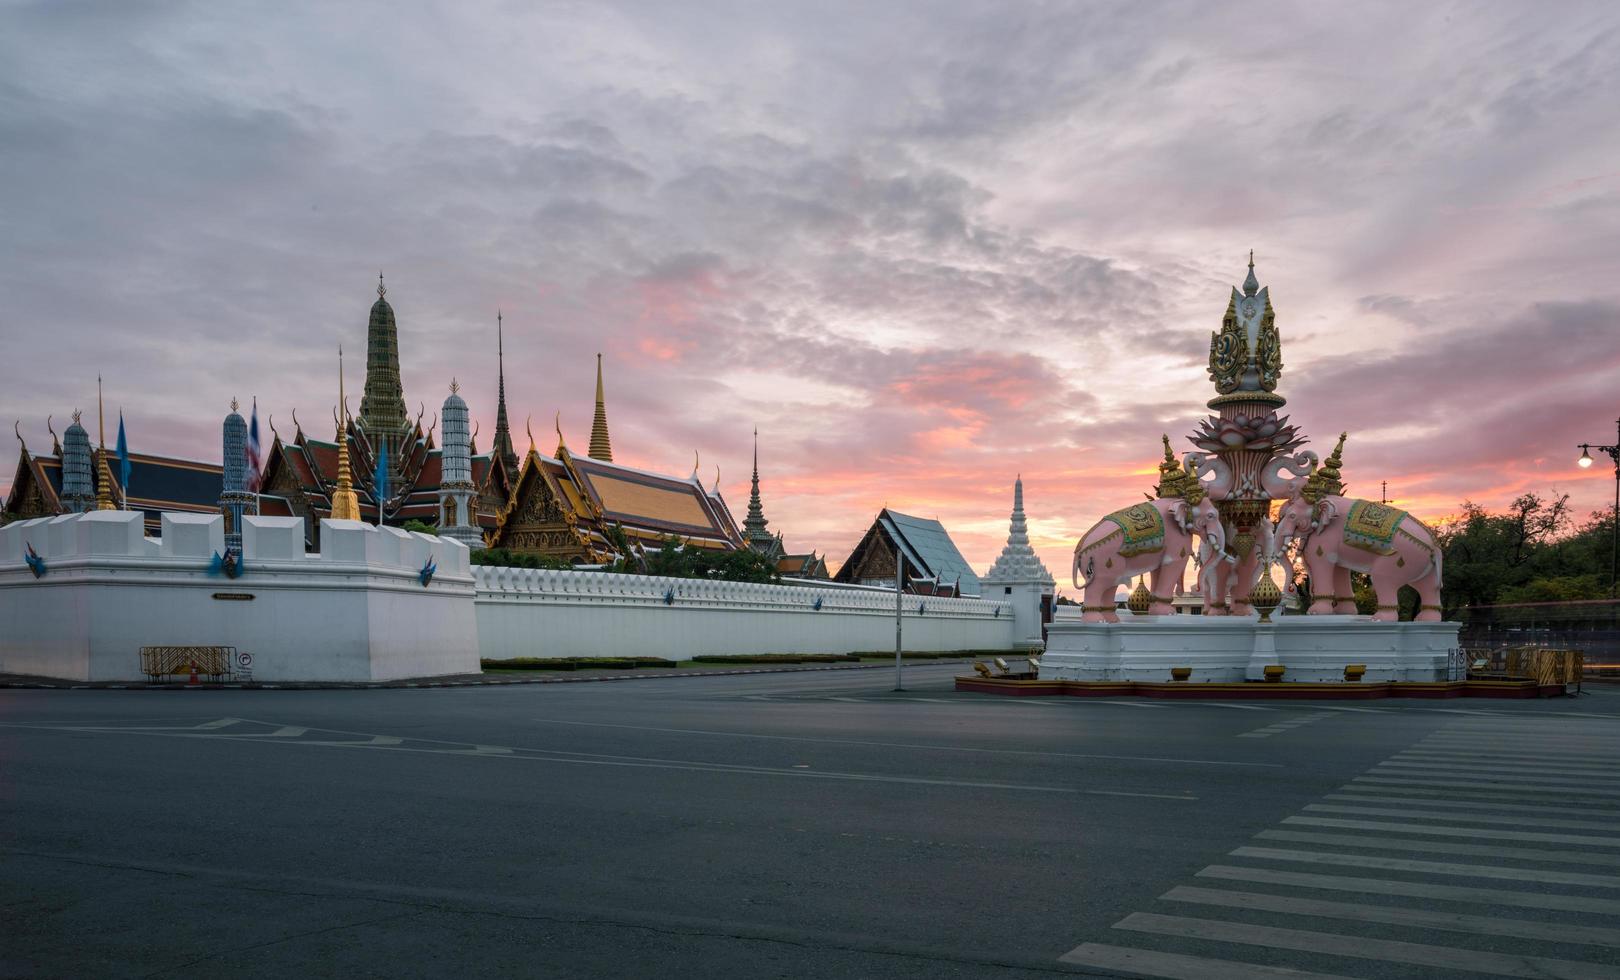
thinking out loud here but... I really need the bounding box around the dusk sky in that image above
[3,1,1618,585]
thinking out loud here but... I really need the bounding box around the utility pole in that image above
[894,543,905,691]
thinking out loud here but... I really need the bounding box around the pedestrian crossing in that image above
[1060,714,1620,978]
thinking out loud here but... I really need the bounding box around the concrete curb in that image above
[0,658,973,691]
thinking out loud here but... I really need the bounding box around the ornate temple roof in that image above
[982,476,1055,586]
[833,508,981,596]
[3,433,222,534]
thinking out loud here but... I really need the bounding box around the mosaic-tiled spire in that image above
[60,410,94,513]
[221,399,250,548]
[589,353,613,462]
[983,476,1055,585]
[490,311,518,481]
[359,273,409,477]
[742,427,775,550]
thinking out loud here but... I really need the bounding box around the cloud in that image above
[3,1,1619,586]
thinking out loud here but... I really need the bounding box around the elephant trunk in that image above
[1260,450,1319,500]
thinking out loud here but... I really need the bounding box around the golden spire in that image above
[1154,433,1190,499]
[589,353,613,461]
[94,375,115,510]
[1302,432,1347,503]
[329,346,362,521]
[553,412,567,457]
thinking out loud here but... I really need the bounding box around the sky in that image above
[3,1,1619,587]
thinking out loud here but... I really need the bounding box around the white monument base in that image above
[1041,614,1460,684]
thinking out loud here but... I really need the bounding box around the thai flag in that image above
[246,398,262,491]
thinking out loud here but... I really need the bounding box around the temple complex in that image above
[5,414,223,535]
[5,275,826,568]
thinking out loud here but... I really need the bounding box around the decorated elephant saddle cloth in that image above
[1343,499,1407,556]
[1104,503,1166,557]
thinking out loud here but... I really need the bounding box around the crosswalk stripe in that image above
[1305,803,1620,832]
[1370,764,1620,785]
[1057,942,1356,979]
[1379,760,1620,779]
[1160,884,1620,948]
[1324,793,1620,819]
[1197,864,1620,914]
[1394,749,1618,764]
[1418,738,1620,751]
[194,718,240,729]
[1352,776,1620,797]
[1285,814,1620,848]
[1198,703,1277,711]
[1114,911,1617,979]
[1231,845,1620,887]
[1255,828,1620,867]
[1341,782,1620,806]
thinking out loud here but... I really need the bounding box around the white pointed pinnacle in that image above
[984,475,1054,586]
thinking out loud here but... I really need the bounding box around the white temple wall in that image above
[474,567,1017,660]
[0,512,476,682]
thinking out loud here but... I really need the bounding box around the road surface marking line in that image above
[1230,845,1620,887]
[1284,815,1620,847]
[1324,794,1620,818]
[1255,829,1620,867]
[1351,776,1620,797]
[1113,911,1617,978]
[1057,942,1354,978]
[194,718,241,729]
[1371,765,1620,784]
[1379,760,1620,778]
[1197,864,1620,913]
[1399,751,1620,767]
[1304,803,1620,831]
[527,719,1284,767]
[1198,703,1276,710]
[1160,884,1620,948]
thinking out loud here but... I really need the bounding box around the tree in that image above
[402,519,438,536]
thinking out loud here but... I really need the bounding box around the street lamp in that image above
[1574,418,1620,598]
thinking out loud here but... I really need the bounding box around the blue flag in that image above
[373,441,388,525]
[116,411,130,508]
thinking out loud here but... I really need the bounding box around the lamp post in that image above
[1576,416,1620,598]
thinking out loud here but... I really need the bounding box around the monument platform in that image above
[1040,614,1460,684]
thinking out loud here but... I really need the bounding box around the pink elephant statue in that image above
[1183,451,1313,615]
[1072,495,1227,622]
[1273,494,1443,622]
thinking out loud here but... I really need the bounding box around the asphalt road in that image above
[4,665,1620,979]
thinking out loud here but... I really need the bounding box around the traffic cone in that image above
[188,662,199,686]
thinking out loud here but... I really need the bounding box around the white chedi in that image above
[983,476,1055,586]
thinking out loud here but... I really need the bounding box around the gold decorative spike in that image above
[330,347,361,521]
[691,450,700,479]
[47,414,59,453]
[231,397,239,413]
[94,376,115,510]
[589,353,613,461]
[1303,432,1347,502]
[553,412,566,457]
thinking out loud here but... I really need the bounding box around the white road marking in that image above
[1370,764,1620,784]
[1197,864,1620,914]
[1255,828,1620,867]
[195,718,241,729]
[526,718,1283,768]
[1304,802,1620,832]
[1230,845,1620,887]
[1285,814,1620,847]
[1160,884,1620,948]
[1378,759,1620,778]
[1113,911,1617,979]
[1324,793,1620,818]
[1058,942,1355,978]
[1351,775,1620,797]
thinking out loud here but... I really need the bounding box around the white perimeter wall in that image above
[474,566,1017,660]
[0,511,477,682]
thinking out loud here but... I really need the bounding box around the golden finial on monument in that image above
[94,375,115,510]
[1155,434,1191,499]
[1302,432,1347,503]
[329,346,361,521]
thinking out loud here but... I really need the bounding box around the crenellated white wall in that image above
[0,510,1017,682]
[0,512,476,682]
[474,566,1016,660]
